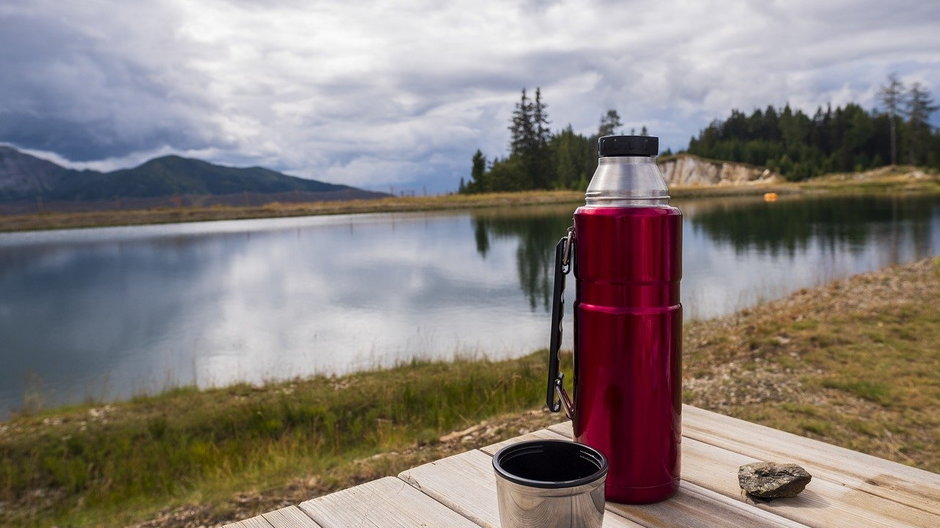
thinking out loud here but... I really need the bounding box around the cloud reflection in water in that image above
[0,194,937,416]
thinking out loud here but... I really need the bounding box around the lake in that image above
[1,193,938,418]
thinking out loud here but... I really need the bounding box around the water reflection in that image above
[471,206,576,311]
[0,213,552,416]
[469,194,940,321]
[0,194,937,417]
[688,194,937,258]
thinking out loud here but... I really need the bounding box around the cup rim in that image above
[492,439,608,489]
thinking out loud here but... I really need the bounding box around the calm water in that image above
[1,194,938,417]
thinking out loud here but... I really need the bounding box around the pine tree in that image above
[550,125,593,189]
[462,149,487,193]
[471,149,486,181]
[531,88,553,188]
[505,87,554,188]
[878,74,905,165]
[509,89,534,157]
[597,110,622,137]
[904,82,938,165]
[533,88,551,148]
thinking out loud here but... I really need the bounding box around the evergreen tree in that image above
[509,89,534,157]
[531,88,554,188]
[506,89,536,188]
[464,149,487,193]
[878,74,905,165]
[904,82,938,165]
[550,125,594,190]
[598,110,622,137]
[488,156,526,191]
[684,99,921,180]
[533,88,551,148]
[761,105,781,141]
[471,149,486,182]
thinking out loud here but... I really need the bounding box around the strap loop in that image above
[547,227,574,418]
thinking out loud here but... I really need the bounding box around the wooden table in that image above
[223,405,940,527]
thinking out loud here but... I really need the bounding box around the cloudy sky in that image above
[1,1,939,193]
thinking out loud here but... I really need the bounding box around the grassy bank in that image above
[2,166,938,233]
[0,191,584,233]
[683,257,940,471]
[2,258,938,527]
[0,353,568,527]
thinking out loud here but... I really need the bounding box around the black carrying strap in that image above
[546,227,574,417]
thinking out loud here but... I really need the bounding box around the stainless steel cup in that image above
[493,440,608,528]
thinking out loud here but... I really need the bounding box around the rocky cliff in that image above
[658,154,780,186]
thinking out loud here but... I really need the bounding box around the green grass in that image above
[0,352,568,527]
[799,420,833,436]
[821,379,894,405]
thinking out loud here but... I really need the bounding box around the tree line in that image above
[460,89,653,193]
[462,76,938,192]
[687,76,939,180]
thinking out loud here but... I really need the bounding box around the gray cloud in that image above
[0,2,223,161]
[1,0,938,193]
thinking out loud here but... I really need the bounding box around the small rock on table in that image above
[738,462,812,499]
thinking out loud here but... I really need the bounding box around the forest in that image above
[461,76,939,192]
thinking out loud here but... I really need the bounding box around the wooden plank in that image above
[548,419,940,527]
[399,448,644,528]
[605,480,808,528]
[682,404,940,515]
[545,421,573,438]
[682,435,939,528]
[480,427,565,455]
[298,476,479,528]
[262,505,322,528]
[462,438,805,528]
[221,515,273,528]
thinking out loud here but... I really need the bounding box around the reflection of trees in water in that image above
[474,195,938,313]
[689,194,938,260]
[472,208,574,312]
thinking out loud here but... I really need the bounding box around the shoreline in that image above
[2,167,938,233]
[1,257,938,527]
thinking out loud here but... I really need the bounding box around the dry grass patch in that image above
[683,257,940,472]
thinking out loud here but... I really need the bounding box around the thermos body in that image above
[572,205,682,504]
[546,135,682,504]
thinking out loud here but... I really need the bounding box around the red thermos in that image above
[547,135,681,504]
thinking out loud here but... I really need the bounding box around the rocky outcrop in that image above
[658,154,780,186]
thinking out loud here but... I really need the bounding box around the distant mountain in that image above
[0,146,75,200]
[0,146,386,211]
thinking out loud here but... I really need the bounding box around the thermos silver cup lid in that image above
[493,439,608,488]
[493,440,608,528]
